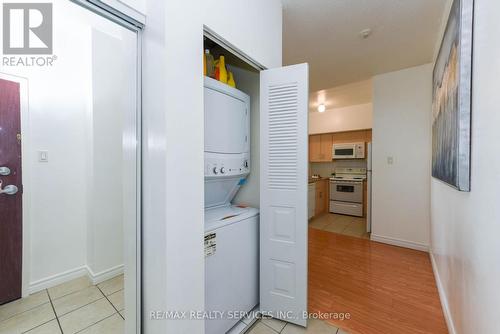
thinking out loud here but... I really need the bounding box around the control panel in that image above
[205,152,250,178]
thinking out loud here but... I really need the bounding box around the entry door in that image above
[0,78,23,305]
[260,63,309,326]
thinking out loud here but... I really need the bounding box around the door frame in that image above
[204,26,267,72]
[0,73,30,300]
[202,27,310,327]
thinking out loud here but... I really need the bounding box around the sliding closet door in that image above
[260,63,309,327]
[0,1,140,333]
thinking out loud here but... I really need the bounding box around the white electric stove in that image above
[329,168,366,216]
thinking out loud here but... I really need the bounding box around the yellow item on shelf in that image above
[205,49,215,78]
[227,72,236,88]
[214,60,220,80]
[218,56,228,84]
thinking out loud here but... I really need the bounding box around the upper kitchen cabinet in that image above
[309,133,333,162]
[320,134,333,160]
[309,134,321,161]
[332,129,372,144]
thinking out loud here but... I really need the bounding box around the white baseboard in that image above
[370,234,429,252]
[29,266,88,294]
[86,264,124,285]
[430,251,457,334]
[28,264,124,295]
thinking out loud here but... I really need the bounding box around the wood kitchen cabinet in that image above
[309,134,333,162]
[309,134,321,161]
[320,134,333,160]
[314,179,329,216]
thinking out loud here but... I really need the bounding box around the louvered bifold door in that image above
[260,63,308,327]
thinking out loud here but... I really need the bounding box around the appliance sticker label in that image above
[204,233,216,257]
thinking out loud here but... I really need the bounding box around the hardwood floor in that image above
[308,228,448,334]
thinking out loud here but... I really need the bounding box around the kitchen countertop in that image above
[308,177,329,184]
[310,177,367,183]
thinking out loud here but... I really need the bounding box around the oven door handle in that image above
[333,202,360,208]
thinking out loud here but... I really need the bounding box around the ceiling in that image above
[283,0,447,92]
[309,79,372,112]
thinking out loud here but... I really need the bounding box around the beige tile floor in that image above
[246,318,350,334]
[309,213,370,239]
[0,275,124,334]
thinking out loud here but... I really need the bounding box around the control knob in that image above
[220,167,226,174]
[212,167,218,175]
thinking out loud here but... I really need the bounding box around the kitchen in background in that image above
[308,129,373,239]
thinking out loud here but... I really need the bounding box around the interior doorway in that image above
[0,1,142,333]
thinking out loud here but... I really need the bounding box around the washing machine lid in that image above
[204,176,247,209]
[205,205,259,232]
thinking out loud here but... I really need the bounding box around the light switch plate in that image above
[38,151,49,162]
[387,156,394,165]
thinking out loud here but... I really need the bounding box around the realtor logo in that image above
[2,3,53,54]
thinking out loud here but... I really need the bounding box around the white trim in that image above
[370,234,429,252]
[71,0,145,29]
[227,306,259,334]
[0,73,31,299]
[134,31,143,334]
[28,264,124,295]
[86,264,124,285]
[29,266,88,294]
[204,26,266,71]
[96,0,145,24]
[430,251,457,334]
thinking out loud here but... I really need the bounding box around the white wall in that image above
[431,1,500,333]
[308,103,373,134]
[140,1,283,333]
[231,66,260,208]
[372,64,432,251]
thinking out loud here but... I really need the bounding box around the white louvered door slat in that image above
[260,63,308,327]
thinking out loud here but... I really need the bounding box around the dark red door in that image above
[0,78,23,305]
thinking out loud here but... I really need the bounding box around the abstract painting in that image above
[432,0,473,191]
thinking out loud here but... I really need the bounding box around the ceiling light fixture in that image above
[359,28,372,39]
[318,104,326,113]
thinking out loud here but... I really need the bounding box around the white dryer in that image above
[204,77,259,334]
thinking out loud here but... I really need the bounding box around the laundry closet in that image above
[203,32,309,334]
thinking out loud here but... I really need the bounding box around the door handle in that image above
[0,167,11,176]
[0,180,19,195]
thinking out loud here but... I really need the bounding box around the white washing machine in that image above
[204,205,259,334]
[204,77,259,334]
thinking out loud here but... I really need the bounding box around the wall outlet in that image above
[387,156,394,165]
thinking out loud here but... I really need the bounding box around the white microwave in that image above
[332,142,365,159]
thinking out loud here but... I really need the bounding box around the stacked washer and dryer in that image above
[204,77,259,334]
